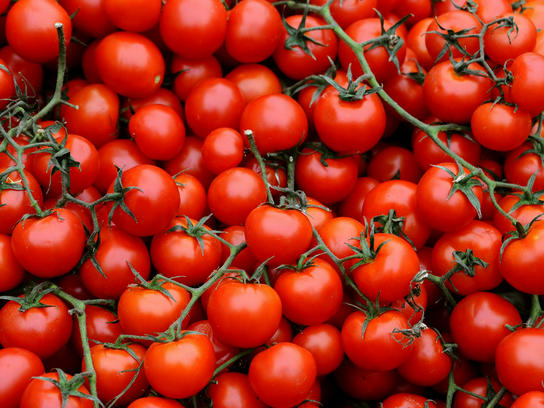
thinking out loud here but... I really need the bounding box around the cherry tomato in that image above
[0,347,44,408]
[20,372,93,408]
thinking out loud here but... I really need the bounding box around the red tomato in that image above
[504,142,544,193]
[202,128,244,175]
[274,258,343,325]
[0,234,25,292]
[95,32,165,99]
[406,18,434,71]
[71,305,124,356]
[382,394,437,408]
[0,347,44,408]
[169,54,223,102]
[0,293,73,360]
[485,13,537,65]
[120,87,184,122]
[493,194,544,236]
[219,226,257,273]
[106,164,180,237]
[144,332,216,399]
[225,63,282,103]
[310,0,377,29]
[338,177,380,221]
[174,173,207,220]
[20,372,93,408]
[292,324,344,376]
[5,0,72,64]
[159,0,227,59]
[104,0,161,32]
[248,342,317,408]
[188,320,240,370]
[245,205,313,268]
[510,52,544,117]
[453,377,514,408]
[207,282,282,348]
[239,93,308,155]
[242,155,287,199]
[208,372,267,408]
[0,45,43,98]
[58,0,116,39]
[511,391,544,408]
[128,398,184,408]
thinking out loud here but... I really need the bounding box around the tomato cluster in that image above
[1,0,544,407]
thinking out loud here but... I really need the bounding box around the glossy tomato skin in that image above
[0,45,43,97]
[338,177,380,221]
[20,372,93,408]
[274,258,343,325]
[0,234,25,292]
[273,15,338,80]
[144,332,216,399]
[248,342,317,408]
[5,0,72,64]
[0,293,73,360]
[58,0,116,39]
[239,93,308,155]
[79,226,151,300]
[485,13,536,65]
[174,173,207,220]
[225,63,282,103]
[106,164,180,237]
[208,372,267,408]
[511,391,544,408]
[292,324,344,376]
[367,146,423,183]
[104,0,161,32]
[0,347,44,408]
[510,52,544,117]
[128,398,184,408]
[453,377,514,408]
[207,282,282,348]
[310,0,376,29]
[341,310,413,372]
[295,148,358,204]
[188,320,240,370]
[382,394,437,408]
[202,128,244,175]
[62,84,120,149]
[504,142,544,193]
[450,292,522,363]
[71,305,124,356]
[499,222,544,294]
[11,209,85,278]
[352,233,420,303]
[431,221,503,295]
[170,54,223,102]
[245,205,313,268]
[83,344,149,406]
[160,0,227,59]
[493,194,544,235]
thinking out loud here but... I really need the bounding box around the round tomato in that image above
[453,377,514,408]
[224,63,282,103]
[0,347,44,408]
[104,0,161,32]
[202,128,244,175]
[511,391,544,408]
[20,372,93,408]
[383,394,437,408]
[292,324,344,376]
[208,372,266,408]
[187,320,240,370]
[174,173,207,220]
[509,52,544,117]
[127,397,184,408]
[71,305,124,356]
[485,13,537,65]
[169,54,223,102]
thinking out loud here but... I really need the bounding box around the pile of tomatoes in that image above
[1,0,544,407]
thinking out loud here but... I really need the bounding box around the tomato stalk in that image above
[526,294,543,328]
[244,130,275,204]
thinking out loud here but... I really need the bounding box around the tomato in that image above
[118,281,191,346]
[406,18,434,71]
[207,167,267,226]
[314,85,386,154]
[274,258,343,325]
[432,347,477,395]
[58,0,116,39]
[511,391,544,408]
[273,15,338,80]
[393,0,432,26]
[397,327,452,386]
[341,310,413,372]
[245,205,313,268]
[80,40,104,84]
[493,194,544,236]
[160,0,227,59]
[218,226,257,273]
[208,372,267,408]
[226,0,282,63]
[187,320,240,370]
[352,233,420,303]
[106,164,180,237]
[432,221,503,295]
[0,168,43,236]
[382,394,438,408]
[0,234,24,292]
[202,128,244,175]
[82,344,148,406]
[485,13,537,65]
[207,282,282,348]
[0,293,73,360]
[129,104,185,161]
[248,342,317,408]
[510,52,544,117]
[453,377,514,408]
[415,162,483,232]
[20,372,93,408]
[120,88,184,123]
[499,222,544,294]
[0,45,43,98]
[338,18,406,84]
[174,173,207,220]
[0,347,44,408]
[95,32,164,99]
[310,0,377,29]
[144,332,216,399]
[169,54,223,102]
[104,0,161,32]
[239,93,308,155]
[450,292,521,364]
[295,148,358,204]
[338,177,380,221]
[362,180,432,249]
[504,142,544,192]
[62,84,120,149]
[32,134,100,196]
[0,136,36,172]
[434,0,512,23]
[242,155,287,199]
[525,1,544,30]
[79,226,151,300]
[5,0,71,64]
[225,63,282,104]
[423,60,492,124]
[128,397,184,408]
[71,305,123,356]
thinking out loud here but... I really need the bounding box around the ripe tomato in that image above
[128,398,184,408]
[510,52,544,117]
[207,282,282,348]
[511,391,544,408]
[58,0,116,39]
[83,344,148,406]
[71,305,124,356]
[207,372,267,408]
[95,32,165,99]
[493,194,544,235]
[0,234,25,292]
[450,292,522,363]
[0,347,44,408]
[431,221,503,295]
[338,177,380,221]
[226,0,282,63]
[129,104,185,161]
[188,320,240,370]
[144,332,216,399]
[274,258,343,325]
[174,173,207,220]
[382,394,437,408]
[219,226,257,273]
[504,141,544,193]
[106,164,180,237]
[104,0,161,33]
[406,18,435,71]
[485,13,537,65]
[239,93,308,155]
[310,0,377,29]
[159,0,227,59]
[453,377,514,408]
[20,372,93,408]
[5,0,72,64]
[202,128,244,175]
[225,63,282,104]
[245,205,313,268]
[248,342,317,408]
[169,54,223,102]
[0,45,43,98]
[0,293,73,360]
